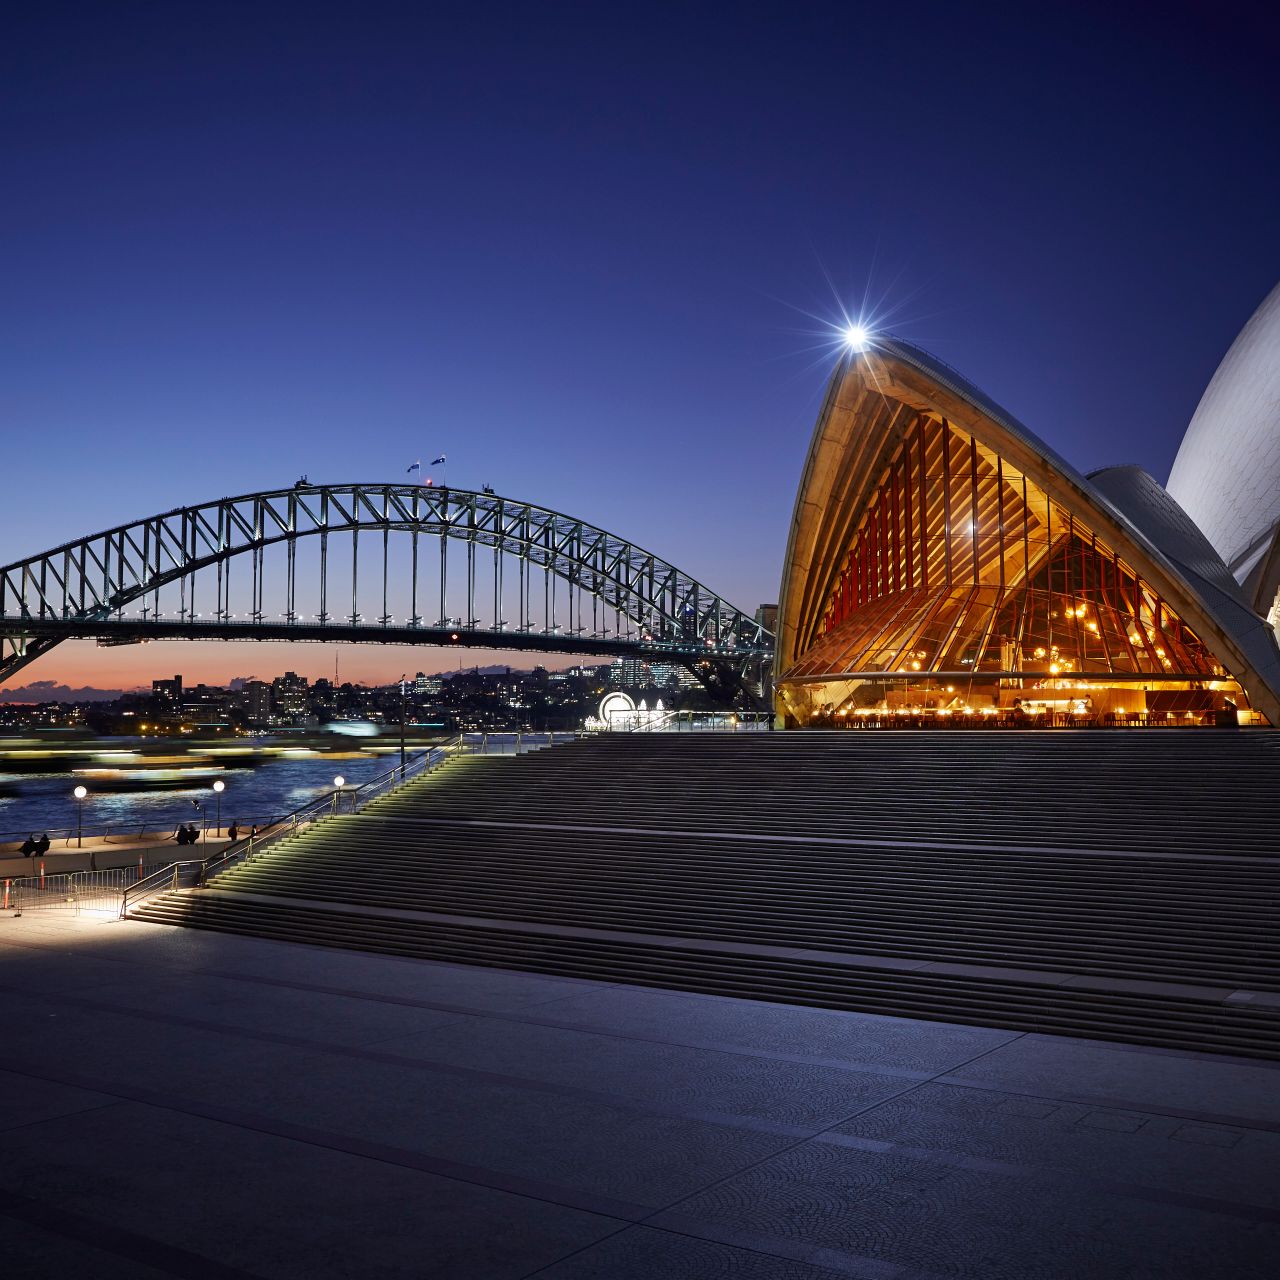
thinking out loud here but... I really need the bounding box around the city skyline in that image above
[0,654,689,705]
[0,648,594,701]
[5,4,1278,688]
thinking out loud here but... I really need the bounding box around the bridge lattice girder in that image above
[0,482,773,691]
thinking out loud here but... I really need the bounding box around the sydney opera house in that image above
[776,283,1280,728]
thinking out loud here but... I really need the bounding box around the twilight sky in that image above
[2,1,1277,692]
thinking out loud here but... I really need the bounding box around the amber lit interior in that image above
[780,414,1253,726]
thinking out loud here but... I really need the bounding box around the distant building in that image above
[647,661,697,690]
[272,671,311,723]
[243,679,272,724]
[608,658,693,689]
[152,675,182,704]
[181,683,231,726]
[565,664,609,682]
[609,658,647,688]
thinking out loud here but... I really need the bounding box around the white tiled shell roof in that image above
[1168,281,1280,585]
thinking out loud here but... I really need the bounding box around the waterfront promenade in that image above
[0,835,232,880]
[1,910,1277,1278]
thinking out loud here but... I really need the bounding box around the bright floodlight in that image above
[73,785,88,799]
[333,775,345,789]
[843,324,870,351]
[212,779,225,793]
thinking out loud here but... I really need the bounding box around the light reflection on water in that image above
[0,755,393,838]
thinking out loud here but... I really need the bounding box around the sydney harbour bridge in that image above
[0,481,775,705]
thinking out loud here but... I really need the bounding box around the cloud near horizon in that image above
[0,680,134,704]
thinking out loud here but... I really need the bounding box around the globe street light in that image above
[212,779,226,840]
[333,775,345,814]
[72,784,88,848]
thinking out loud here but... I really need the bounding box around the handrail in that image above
[117,742,452,918]
[115,732,586,919]
[0,816,311,853]
[462,731,574,753]
[348,738,457,806]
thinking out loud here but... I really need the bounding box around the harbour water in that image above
[0,752,399,842]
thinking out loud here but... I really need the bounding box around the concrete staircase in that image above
[132,731,1280,1057]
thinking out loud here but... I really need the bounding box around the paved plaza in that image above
[1,911,1277,1279]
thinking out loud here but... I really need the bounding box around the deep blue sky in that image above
[3,1,1277,690]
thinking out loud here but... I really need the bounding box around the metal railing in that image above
[597,711,772,733]
[462,731,574,754]
[116,741,464,918]
[4,730,576,921]
[3,862,174,916]
[1,821,254,854]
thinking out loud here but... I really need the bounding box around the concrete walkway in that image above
[0,911,1277,1278]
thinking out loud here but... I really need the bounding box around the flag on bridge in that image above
[430,455,446,466]
[406,460,421,476]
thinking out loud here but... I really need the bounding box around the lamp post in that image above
[333,774,345,814]
[212,779,225,840]
[399,674,407,778]
[73,785,87,848]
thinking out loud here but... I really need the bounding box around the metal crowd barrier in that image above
[3,862,173,916]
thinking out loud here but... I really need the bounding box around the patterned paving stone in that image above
[81,968,473,1047]
[522,984,1019,1074]
[0,1215,178,1280]
[654,1140,1278,1279]
[377,1016,914,1130]
[235,1049,797,1209]
[945,1034,1280,1125]
[5,915,1279,1278]
[535,1225,858,1279]
[0,1102,619,1280]
[827,1082,1280,1209]
[0,1067,118,1134]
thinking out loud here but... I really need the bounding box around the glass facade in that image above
[783,414,1251,724]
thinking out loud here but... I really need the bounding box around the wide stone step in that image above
[130,891,1280,1059]
[130,730,1280,1059]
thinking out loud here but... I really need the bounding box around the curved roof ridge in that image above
[1085,463,1148,478]
[875,335,1089,491]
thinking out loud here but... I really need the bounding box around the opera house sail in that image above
[776,336,1280,728]
[1168,281,1280,627]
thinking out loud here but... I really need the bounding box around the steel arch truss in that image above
[0,483,773,691]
